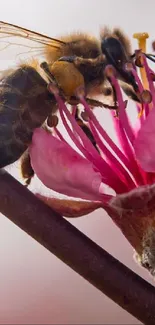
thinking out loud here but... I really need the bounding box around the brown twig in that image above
[0,169,155,324]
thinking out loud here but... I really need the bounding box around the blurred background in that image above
[0,0,155,323]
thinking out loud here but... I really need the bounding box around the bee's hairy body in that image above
[0,33,103,170]
[45,33,104,95]
[0,65,55,168]
[0,23,138,185]
[44,29,133,98]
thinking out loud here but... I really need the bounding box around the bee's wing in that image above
[0,21,65,47]
[0,21,66,69]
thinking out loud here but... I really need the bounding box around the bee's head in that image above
[101,35,138,93]
[101,36,128,67]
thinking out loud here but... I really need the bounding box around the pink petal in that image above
[134,107,155,172]
[29,128,104,201]
[105,183,155,275]
[36,194,103,218]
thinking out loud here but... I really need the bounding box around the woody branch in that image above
[0,169,155,324]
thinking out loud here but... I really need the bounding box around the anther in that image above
[105,66,116,78]
[150,72,155,82]
[47,114,59,128]
[81,111,89,122]
[134,50,143,68]
[135,57,143,67]
[140,90,152,104]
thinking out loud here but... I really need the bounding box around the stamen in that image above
[81,111,89,122]
[133,32,149,89]
[140,90,152,104]
[52,92,130,192]
[106,66,136,145]
[142,55,155,106]
[124,63,145,119]
[47,114,59,128]
[71,106,77,117]
[131,68,149,118]
[135,57,143,68]
[74,108,99,153]
[57,99,128,192]
[111,112,147,186]
[105,66,116,78]
[79,95,138,178]
[150,72,155,82]
[89,120,137,190]
[54,127,67,142]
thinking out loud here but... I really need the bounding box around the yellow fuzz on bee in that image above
[51,61,85,97]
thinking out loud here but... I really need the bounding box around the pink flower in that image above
[30,128,104,202]
[134,55,155,172]
[30,34,155,275]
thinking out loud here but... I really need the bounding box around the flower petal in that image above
[134,107,155,172]
[104,184,155,276]
[36,194,103,218]
[29,128,104,201]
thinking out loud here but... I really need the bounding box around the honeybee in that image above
[0,21,140,185]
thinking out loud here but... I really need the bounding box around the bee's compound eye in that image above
[101,37,125,65]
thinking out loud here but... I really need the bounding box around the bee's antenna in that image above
[143,53,155,64]
[130,53,136,59]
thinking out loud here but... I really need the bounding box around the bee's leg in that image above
[68,96,118,110]
[58,56,119,111]
[60,56,140,105]
[121,83,141,102]
[80,123,100,153]
[20,149,34,187]
[58,55,104,66]
[85,98,118,110]
[75,107,100,153]
[111,84,117,107]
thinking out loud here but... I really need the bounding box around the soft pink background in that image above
[0,0,155,323]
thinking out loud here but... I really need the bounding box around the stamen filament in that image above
[109,74,136,145]
[72,106,77,117]
[131,68,149,118]
[56,96,129,193]
[142,55,155,106]
[111,112,147,186]
[79,97,134,174]
[89,121,137,190]
[54,127,67,142]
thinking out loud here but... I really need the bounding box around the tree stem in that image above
[0,169,155,324]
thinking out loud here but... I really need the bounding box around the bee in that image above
[0,21,140,185]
